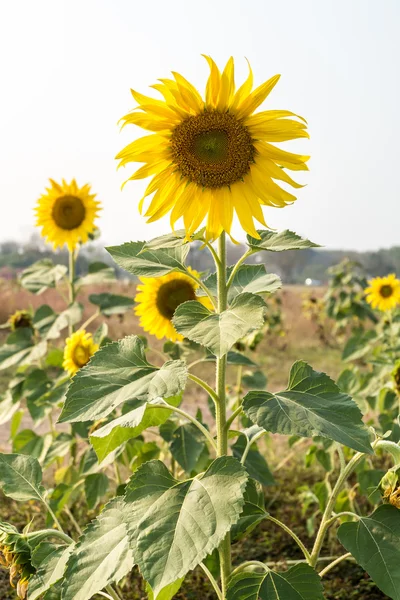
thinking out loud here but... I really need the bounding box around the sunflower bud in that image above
[380,470,400,509]
[8,310,33,331]
[0,523,35,599]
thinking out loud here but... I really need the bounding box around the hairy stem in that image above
[188,373,219,404]
[215,233,231,598]
[200,562,223,600]
[226,248,254,289]
[266,516,311,562]
[151,403,217,452]
[68,249,77,336]
[319,552,352,577]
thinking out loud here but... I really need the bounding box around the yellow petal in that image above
[172,71,204,112]
[231,58,253,111]
[217,57,235,110]
[236,74,281,118]
[203,55,221,108]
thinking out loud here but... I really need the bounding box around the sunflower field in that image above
[1,56,400,600]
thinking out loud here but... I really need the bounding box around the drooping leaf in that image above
[145,578,185,600]
[243,361,372,454]
[173,293,265,358]
[61,497,135,600]
[227,563,325,600]
[19,259,67,294]
[342,330,378,362]
[107,241,189,277]
[0,329,46,371]
[231,478,267,541]
[203,265,281,302]
[59,336,188,423]
[28,543,74,600]
[90,398,179,462]
[170,423,206,473]
[45,303,83,340]
[0,391,21,426]
[338,504,400,600]
[77,262,116,286]
[232,434,275,487]
[84,473,109,509]
[89,293,134,316]
[124,457,248,596]
[247,229,320,252]
[44,433,74,467]
[12,429,52,463]
[0,453,45,501]
[32,305,57,336]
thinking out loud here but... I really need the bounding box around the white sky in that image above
[0,0,399,251]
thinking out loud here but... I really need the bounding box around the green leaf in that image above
[145,578,184,600]
[203,265,281,303]
[44,433,74,467]
[77,262,116,286]
[0,329,46,371]
[45,303,83,340]
[107,241,189,277]
[247,229,320,252]
[231,478,267,541]
[342,330,377,362]
[203,350,258,367]
[124,456,248,596]
[59,336,188,423]
[170,423,206,473]
[243,361,372,454]
[19,259,67,294]
[232,435,275,487]
[173,293,266,358]
[227,563,325,600]
[12,429,52,463]
[89,293,134,316]
[84,473,109,509]
[28,543,74,600]
[338,505,400,600]
[61,497,135,600]
[90,399,179,462]
[32,305,57,336]
[0,453,45,501]
[0,391,21,426]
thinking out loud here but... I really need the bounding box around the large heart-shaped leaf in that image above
[59,336,187,423]
[203,265,281,303]
[173,293,265,358]
[243,361,372,454]
[0,453,45,501]
[247,229,320,252]
[89,293,134,316]
[28,543,74,600]
[231,478,267,541]
[107,241,189,277]
[90,398,179,461]
[19,259,67,294]
[61,497,135,600]
[124,457,248,596]
[227,563,325,600]
[170,423,206,473]
[338,504,400,600]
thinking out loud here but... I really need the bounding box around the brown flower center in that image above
[52,195,86,230]
[156,279,196,319]
[380,284,393,298]
[170,111,256,188]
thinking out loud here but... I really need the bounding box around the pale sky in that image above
[0,0,399,251]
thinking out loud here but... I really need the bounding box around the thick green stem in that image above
[215,233,231,598]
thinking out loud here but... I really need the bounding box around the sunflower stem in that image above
[68,249,77,336]
[215,232,231,598]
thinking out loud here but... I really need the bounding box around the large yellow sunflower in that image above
[365,274,400,311]
[116,56,309,241]
[63,330,99,376]
[135,268,211,341]
[35,179,101,251]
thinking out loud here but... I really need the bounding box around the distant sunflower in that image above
[8,310,33,331]
[135,268,211,341]
[116,56,309,241]
[365,274,400,312]
[35,179,101,251]
[63,330,99,376]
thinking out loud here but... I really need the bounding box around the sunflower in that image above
[8,310,33,331]
[365,274,400,312]
[135,268,211,341]
[116,56,309,241]
[35,179,101,251]
[63,330,99,376]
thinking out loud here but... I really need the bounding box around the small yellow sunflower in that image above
[135,268,211,341]
[63,330,99,376]
[35,179,101,251]
[8,310,33,331]
[116,56,309,241]
[365,274,400,311]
